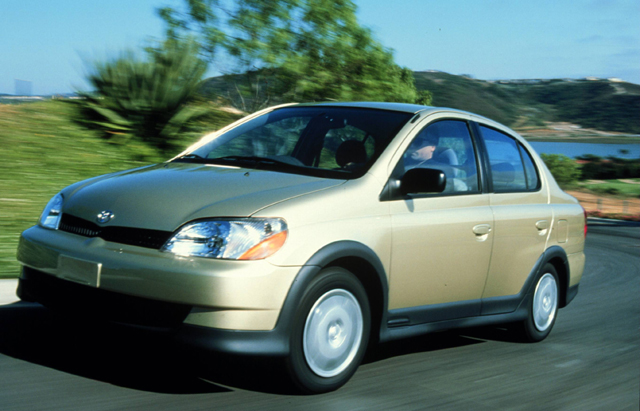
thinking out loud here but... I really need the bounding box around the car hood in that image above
[61,163,344,231]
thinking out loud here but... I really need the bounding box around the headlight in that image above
[39,193,64,230]
[162,218,288,260]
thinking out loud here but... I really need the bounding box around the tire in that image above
[515,263,560,342]
[286,267,370,394]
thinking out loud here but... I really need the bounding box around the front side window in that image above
[400,120,480,194]
[480,126,539,192]
[176,107,413,179]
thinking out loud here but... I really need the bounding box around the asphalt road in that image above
[0,221,638,410]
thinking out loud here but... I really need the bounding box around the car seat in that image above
[335,140,367,168]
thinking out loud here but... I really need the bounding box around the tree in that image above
[158,0,429,111]
[70,39,209,157]
[540,153,580,187]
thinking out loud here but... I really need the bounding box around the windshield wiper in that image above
[208,155,302,168]
[174,154,304,170]
[214,155,277,163]
[173,154,206,163]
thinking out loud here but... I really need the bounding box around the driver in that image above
[405,129,466,192]
[407,134,439,168]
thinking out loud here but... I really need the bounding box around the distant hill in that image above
[413,71,640,135]
[200,71,640,135]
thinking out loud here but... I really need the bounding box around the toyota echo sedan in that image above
[17,102,586,393]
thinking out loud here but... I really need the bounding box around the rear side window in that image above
[520,145,540,190]
[480,126,539,192]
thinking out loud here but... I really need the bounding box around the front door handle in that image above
[473,224,492,235]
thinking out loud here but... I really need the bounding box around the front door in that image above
[388,119,493,312]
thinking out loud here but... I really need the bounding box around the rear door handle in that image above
[473,224,492,235]
[535,220,549,230]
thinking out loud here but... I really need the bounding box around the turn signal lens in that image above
[239,230,288,260]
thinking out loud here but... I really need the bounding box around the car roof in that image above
[291,101,519,135]
[294,101,478,116]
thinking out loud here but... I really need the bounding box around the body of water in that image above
[529,142,640,159]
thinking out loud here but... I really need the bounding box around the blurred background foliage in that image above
[578,155,640,181]
[541,153,640,190]
[158,0,429,111]
[540,154,581,188]
[68,38,210,159]
[68,0,431,156]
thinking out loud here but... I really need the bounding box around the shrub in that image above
[540,153,580,187]
[69,39,209,157]
[581,157,640,180]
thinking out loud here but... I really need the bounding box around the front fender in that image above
[275,241,390,345]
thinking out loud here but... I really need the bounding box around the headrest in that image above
[335,140,367,167]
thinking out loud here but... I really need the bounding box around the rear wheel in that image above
[286,267,370,394]
[515,263,559,342]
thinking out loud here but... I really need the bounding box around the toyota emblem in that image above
[96,210,115,224]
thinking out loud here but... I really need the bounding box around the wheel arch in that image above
[275,241,389,345]
[546,255,569,308]
[539,246,571,308]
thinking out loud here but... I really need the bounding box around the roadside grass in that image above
[0,101,240,278]
[578,179,640,197]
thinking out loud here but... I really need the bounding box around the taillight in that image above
[581,206,588,238]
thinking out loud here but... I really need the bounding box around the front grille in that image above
[59,213,101,237]
[59,214,173,249]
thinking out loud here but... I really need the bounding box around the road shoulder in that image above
[0,279,19,305]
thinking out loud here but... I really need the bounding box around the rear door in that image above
[476,125,552,308]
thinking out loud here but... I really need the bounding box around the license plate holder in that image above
[58,255,102,287]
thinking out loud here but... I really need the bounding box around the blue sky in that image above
[1,0,638,95]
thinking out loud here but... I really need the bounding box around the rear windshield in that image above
[175,106,413,179]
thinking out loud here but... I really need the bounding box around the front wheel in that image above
[515,263,560,342]
[286,267,370,394]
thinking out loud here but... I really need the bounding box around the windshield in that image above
[175,106,413,179]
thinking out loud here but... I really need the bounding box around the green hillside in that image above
[412,71,640,134]
[201,71,640,134]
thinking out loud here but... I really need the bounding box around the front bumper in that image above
[17,266,292,356]
[17,226,300,331]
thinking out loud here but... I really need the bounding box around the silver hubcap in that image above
[303,289,363,378]
[533,273,558,332]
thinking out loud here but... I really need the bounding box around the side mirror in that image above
[400,168,446,195]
